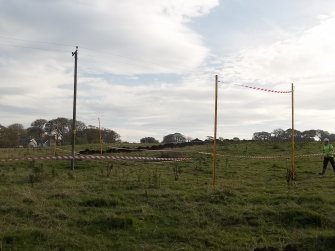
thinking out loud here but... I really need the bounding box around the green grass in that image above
[0,141,334,250]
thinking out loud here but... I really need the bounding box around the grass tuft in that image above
[277,209,331,228]
[78,216,134,230]
[79,198,119,208]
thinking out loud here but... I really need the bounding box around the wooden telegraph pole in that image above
[71,46,78,170]
[291,83,295,180]
[212,75,218,188]
[98,118,103,155]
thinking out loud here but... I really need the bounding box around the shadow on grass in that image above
[77,216,133,231]
[78,198,119,208]
[302,232,335,250]
[277,209,332,228]
[1,230,48,249]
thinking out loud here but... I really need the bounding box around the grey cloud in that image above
[0,87,30,95]
[2,1,335,142]
[0,0,215,74]
[0,104,38,114]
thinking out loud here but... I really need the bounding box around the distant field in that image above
[0,141,334,250]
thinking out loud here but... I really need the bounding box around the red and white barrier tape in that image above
[237,84,291,94]
[296,153,322,158]
[198,152,322,160]
[0,155,189,162]
[219,81,291,94]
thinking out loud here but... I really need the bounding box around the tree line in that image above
[252,128,333,142]
[1,123,332,148]
[141,133,190,144]
[0,118,120,148]
[144,129,335,145]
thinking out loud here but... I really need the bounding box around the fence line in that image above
[0,155,190,162]
[198,151,322,160]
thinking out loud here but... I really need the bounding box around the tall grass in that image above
[0,141,333,250]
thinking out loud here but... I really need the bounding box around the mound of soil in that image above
[79,140,209,155]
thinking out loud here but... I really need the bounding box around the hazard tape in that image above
[296,153,322,158]
[219,81,291,94]
[237,84,291,94]
[198,152,322,160]
[0,155,189,162]
[199,152,286,160]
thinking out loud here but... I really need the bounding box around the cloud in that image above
[217,13,335,136]
[1,2,335,142]
[222,14,335,84]
[0,0,219,74]
[0,0,219,141]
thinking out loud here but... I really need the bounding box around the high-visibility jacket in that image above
[323,144,334,158]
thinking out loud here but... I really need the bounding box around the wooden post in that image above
[53,135,57,156]
[98,118,103,155]
[71,46,78,170]
[291,83,295,180]
[212,75,218,188]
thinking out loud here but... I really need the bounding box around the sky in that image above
[1,0,335,142]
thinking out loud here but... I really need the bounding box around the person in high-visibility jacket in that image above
[320,138,335,175]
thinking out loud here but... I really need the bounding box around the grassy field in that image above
[0,141,334,250]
